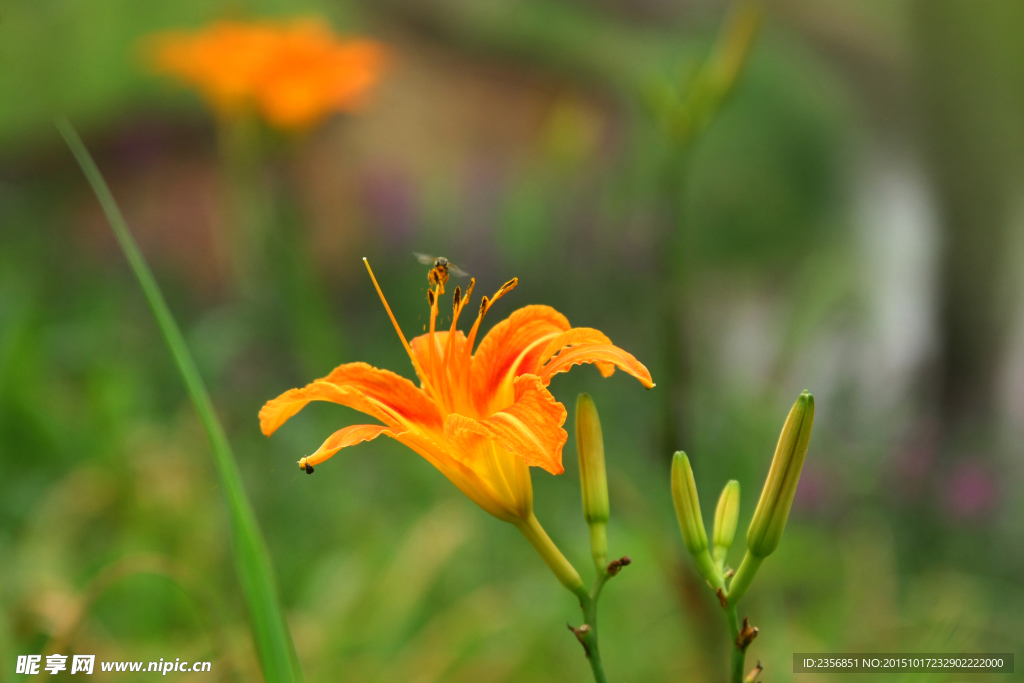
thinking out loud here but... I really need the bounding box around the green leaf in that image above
[56,117,302,683]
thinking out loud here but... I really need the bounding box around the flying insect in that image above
[414,253,469,288]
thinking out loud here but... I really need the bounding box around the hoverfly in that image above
[414,253,469,288]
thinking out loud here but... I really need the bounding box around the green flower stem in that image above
[726,551,762,607]
[515,514,609,683]
[580,574,610,683]
[516,514,587,598]
[57,118,302,683]
[693,548,726,593]
[724,552,761,683]
[589,521,608,572]
[725,605,745,683]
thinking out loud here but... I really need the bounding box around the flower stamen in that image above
[363,258,442,403]
[439,280,474,413]
[428,283,443,407]
[464,278,518,360]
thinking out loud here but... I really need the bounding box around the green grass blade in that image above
[56,117,302,683]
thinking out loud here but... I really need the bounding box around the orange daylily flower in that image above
[260,260,654,523]
[147,19,387,129]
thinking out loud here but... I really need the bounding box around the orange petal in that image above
[410,330,467,379]
[536,327,616,376]
[539,343,655,389]
[259,361,441,436]
[445,374,567,475]
[411,328,473,412]
[304,423,396,467]
[471,305,570,411]
[394,429,530,522]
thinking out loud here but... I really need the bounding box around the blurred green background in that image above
[2,0,1023,681]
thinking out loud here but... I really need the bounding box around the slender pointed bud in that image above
[712,480,740,571]
[672,452,724,590]
[576,394,609,525]
[729,392,814,606]
[576,394,609,569]
[746,390,814,558]
[671,452,707,554]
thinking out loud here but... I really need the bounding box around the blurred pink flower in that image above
[792,462,828,514]
[944,461,996,519]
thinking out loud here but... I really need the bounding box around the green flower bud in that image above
[576,394,609,569]
[746,390,814,558]
[712,480,740,571]
[672,451,724,591]
[671,451,708,555]
[575,394,609,525]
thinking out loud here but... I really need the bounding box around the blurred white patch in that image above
[996,197,1024,548]
[998,195,1024,433]
[718,292,780,395]
[856,148,939,413]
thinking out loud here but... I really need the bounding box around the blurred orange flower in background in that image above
[147,19,387,128]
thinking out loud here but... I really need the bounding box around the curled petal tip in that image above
[258,401,280,436]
